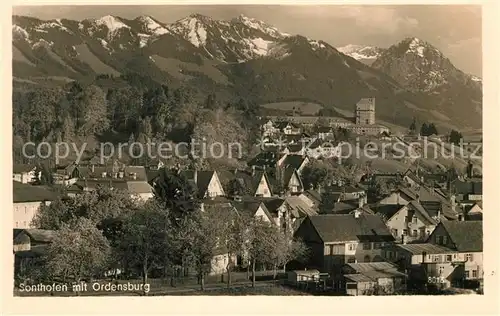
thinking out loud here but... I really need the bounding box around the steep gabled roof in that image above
[231,200,274,222]
[262,198,286,214]
[13,164,36,174]
[181,170,217,198]
[371,204,403,221]
[23,229,57,243]
[440,220,483,252]
[280,155,307,170]
[302,189,322,203]
[408,200,438,225]
[283,167,303,190]
[285,196,318,217]
[13,181,58,203]
[307,214,395,243]
[393,243,455,255]
[218,169,271,197]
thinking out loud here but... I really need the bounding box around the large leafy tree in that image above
[245,217,278,288]
[180,209,221,291]
[32,187,137,230]
[152,167,200,223]
[117,198,171,290]
[301,161,335,190]
[46,217,111,292]
[271,235,309,278]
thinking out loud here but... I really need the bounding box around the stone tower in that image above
[355,98,376,125]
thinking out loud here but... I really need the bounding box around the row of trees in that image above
[21,168,308,293]
[13,79,262,169]
[409,118,439,137]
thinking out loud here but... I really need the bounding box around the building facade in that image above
[355,98,376,125]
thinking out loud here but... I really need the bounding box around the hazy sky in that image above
[13,5,482,76]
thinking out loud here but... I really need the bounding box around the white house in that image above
[13,164,38,184]
[13,182,56,229]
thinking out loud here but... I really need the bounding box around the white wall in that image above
[14,201,51,228]
[255,175,271,197]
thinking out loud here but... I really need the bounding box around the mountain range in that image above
[12,13,482,130]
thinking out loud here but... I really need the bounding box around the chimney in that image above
[422,251,427,263]
[193,170,198,184]
[251,165,256,176]
[91,164,95,173]
[467,161,473,178]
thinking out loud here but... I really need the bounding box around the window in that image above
[23,221,27,227]
[433,255,441,262]
[363,243,371,250]
[464,271,470,279]
[420,228,426,238]
[466,253,473,261]
[346,283,357,290]
[348,244,356,251]
[446,255,452,262]
[402,229,408,236]
[387,251,393,259]
[324,246,331,255]
[373,242,382,249]
[472,270,478,278]
[347,256,356,263]
[413,230,418,237]
[443,236,448,245]
[412,216,418,224]
[439,266,445,275]
[364,255,371,262]
[437,236,444,245]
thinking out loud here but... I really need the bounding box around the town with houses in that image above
[13,97,483,296]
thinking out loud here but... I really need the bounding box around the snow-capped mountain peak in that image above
[12,24,30,42]
[168,15,209,47]
[372,37,470,92]
[135,15,169,36]
[405,37,425,57]
[94,15,131,32]
[337,44,384,60]
[234,14,289,38]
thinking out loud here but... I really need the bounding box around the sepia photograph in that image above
[10,4,485,299]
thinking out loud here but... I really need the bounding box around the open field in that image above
[260,101,323,115]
